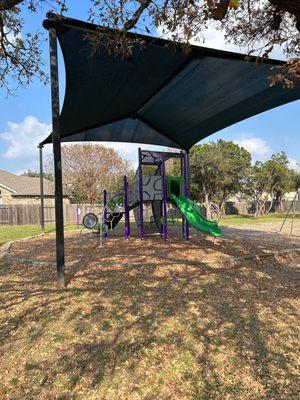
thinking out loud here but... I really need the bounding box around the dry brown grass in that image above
[0,228,299,399]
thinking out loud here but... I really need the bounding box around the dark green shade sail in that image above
[41,14,300,150]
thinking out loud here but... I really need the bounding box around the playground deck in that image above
[0,223,299,399]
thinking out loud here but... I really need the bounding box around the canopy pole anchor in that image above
[138,148,144,239]
[161,153,168,240]
[49,27,66,289]
[183,152,190,240]
[38,144,45,233]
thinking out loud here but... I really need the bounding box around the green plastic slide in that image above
[170,194,222,237]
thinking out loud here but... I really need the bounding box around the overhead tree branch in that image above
[0,0,24,12]
[0,0,299,93]
[123,0,152,31]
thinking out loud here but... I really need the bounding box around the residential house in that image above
[0,169,69,205]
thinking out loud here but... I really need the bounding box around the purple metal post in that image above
[123,175,130,239]
[138,148,144,239]
[161,153,168,240]
[187,151,191,198]
[183,152,190,240]
[180,153,185,238]
[103,189,108,238]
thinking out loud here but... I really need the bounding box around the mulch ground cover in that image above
[0,225,299,399]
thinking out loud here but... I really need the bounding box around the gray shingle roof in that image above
[0,169,55,196]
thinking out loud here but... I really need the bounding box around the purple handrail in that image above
[161,153,168,240]
[123,175,130,239]
[138,148,144,239]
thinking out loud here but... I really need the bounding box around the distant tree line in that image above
[26,140,299,217]
[185,140,300,219]
[22,169,54,181]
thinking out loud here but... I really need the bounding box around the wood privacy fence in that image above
[0,204,102,226]
[0,201,299,226]
[283,200,300,212]
[225,200,300,215]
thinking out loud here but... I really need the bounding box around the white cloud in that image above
[289,158,300,172]
[0,115,171,173]
[156,23,285,60]
[100,142,170,169]
[102,142,142,159]
[190,24,242,53]
[0,116,51,161]
[0,116,52,173]
[156,23,240,53]
[234,137,272,158]
[15,168,29,176]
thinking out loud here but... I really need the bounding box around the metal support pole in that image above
[279,191,298,233]
[180,153,185,238]
[162,154,168,240]
[49,27,65,288]
[103,189,108,238]
[138,148,144,239]
[184,152,190,240]
[290,199,295,235]
[124,175,130,239]
[39,145,45,232]
[187,151,191,198]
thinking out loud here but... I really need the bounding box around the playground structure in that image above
[82,148,222,242]
[39,13,300,287]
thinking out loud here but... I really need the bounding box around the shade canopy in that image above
[41,13,300,150]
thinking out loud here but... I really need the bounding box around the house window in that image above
[0,190,2,205]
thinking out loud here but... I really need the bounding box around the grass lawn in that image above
[0,212,299,245]
[0,224,79,245]
[219,212,300,226]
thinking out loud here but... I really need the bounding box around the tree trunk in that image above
[220,198,227,219]
[267,197,274,214]
[216,198,226,220]
[204,193,212,220]
[254,201,260,218]
[277,197,283,212]
[255,198,266,217]
[259,200,267,216]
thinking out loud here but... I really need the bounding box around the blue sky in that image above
[0,1,299,174]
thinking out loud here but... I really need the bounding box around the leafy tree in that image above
[1,1,299,93]
[190,140,251,219]
[264,151,295,211]
[244,152,295,216]
[244,161,273,217]
[48,143,133,204]
[294,172,300,189]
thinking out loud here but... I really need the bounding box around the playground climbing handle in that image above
[171,194,222,237]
